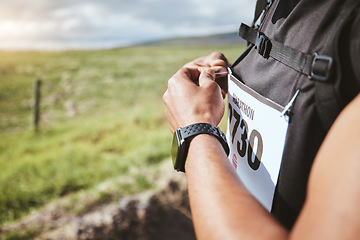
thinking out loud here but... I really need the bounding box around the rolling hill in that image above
[141,32,246,46]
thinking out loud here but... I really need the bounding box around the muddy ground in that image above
[1,162,197,240]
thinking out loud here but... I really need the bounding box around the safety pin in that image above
[215,72,228,75]
[281,90,300,117]
[213,67,230,75]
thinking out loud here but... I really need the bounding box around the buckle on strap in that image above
[309,53,333,82]
[255,33,271,58]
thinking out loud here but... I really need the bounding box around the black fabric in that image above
[271,0,300,24]
[231,0,360,229]
[239,23,315,77]
[349,9,360,88]
[313,0,359,131]
[253,0,269,27]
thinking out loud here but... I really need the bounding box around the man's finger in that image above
[198,68,215,87]
[173,67,201,84]
[208,52,229,66]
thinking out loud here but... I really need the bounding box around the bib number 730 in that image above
[226,72,291,211]
[228,103,263,171]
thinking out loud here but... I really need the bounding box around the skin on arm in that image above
[163,54,288,239]
[290,93,360,240]
[186,134,288,240]
[163,52,360,239]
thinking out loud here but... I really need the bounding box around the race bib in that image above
[226,71,296,211]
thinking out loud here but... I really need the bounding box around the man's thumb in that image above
[199,68,215,86]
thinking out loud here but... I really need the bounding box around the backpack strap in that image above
[252,0,273,27]
[315,0,360,130]
[238,23,332,82]
[239,0,360,130]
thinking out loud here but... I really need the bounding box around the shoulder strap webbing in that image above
[239,0,360,130]
[238,23,332,82]
[315,0,360,130]
[252,0,272,27]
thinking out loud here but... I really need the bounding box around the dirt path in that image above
[1,161,196,240]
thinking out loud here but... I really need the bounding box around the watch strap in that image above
[180,123,230,156]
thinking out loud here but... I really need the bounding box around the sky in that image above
[0,0,254,51]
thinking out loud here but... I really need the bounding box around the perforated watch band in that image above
[180,123,229,156]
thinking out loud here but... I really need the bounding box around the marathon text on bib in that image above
[226,72,291,211]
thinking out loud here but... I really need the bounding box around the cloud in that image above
[0,0,255,50]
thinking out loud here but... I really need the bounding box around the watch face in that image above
[171,129,186,172]
[171,131,179,168]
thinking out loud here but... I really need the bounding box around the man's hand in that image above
[184,52,229,68]
[184,52,229,97]
[163,52,229,132]
[163,67,225,133]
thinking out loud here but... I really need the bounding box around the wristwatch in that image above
[171,123,230,172]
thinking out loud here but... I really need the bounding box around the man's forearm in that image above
[185,134,288,240]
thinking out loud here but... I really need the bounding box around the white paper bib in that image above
[226,72,295,211]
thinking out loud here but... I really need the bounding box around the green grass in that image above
[1,227,38,240]
[0,45,245,224]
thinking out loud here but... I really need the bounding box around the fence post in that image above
[33,78,42,132]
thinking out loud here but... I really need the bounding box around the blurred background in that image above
[0,0,253,50]
[0,0,251,239]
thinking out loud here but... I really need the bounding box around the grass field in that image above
[0,44,245,226]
